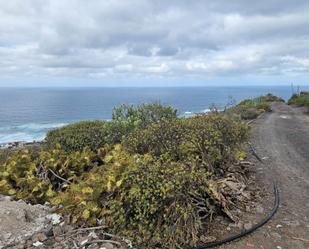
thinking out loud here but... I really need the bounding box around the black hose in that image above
[189,183,279,249]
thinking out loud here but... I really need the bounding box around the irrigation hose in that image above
[189,183,280,249]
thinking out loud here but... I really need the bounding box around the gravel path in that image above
[220,102,309,249]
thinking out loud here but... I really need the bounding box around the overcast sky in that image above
[1,0,309,87]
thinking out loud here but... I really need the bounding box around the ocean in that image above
[0,86,308,144]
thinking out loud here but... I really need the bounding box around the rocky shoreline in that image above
[0,141,43,150]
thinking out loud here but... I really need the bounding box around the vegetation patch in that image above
[46,103,177,152]
[1,103,252,248]
[288,92,309,113]
[225,93,284,120]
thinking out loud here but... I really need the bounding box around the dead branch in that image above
[48,169,72,184]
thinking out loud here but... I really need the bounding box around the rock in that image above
[52,226,63,237]
[33,241,44,247]
[282,219,300,227]
[236,221,244,229]
[44,225,54,237]
[244,222,253,230]
[46,214,62,225]
[255,205,264,214]
[32,232,47,242]
[271,232,282,240]
[101,242,116,249]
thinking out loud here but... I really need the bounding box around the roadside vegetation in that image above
[288,91,309,113]
[225,93,284,120]
[0,95,281,248]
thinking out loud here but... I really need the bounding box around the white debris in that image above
[88,231,98,239]
[81,239,89,246]
[46,213,62,225]
[33,241,43,247]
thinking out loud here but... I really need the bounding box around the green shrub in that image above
[182,114,249,173]
[1,102,252,249]
[259,93,285,103]
[122,119,186,160]
[225,94,279,120]
[112,102,177,128]
[46,121,107,152]
[107,158,212,248]
[256,102,271,112]
[107,103,178,144]
[0,147,98,203]
[288,93,309,106]
[45,103,178,151]
[123,114,249,173]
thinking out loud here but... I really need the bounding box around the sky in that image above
[1,0,309,87]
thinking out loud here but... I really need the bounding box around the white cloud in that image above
[1,0,309,85]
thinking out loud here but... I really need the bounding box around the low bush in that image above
[123,114,249,174]
[1,103,251,249]
[288,93,309,106]
[45,103,178,151]
[107,103,178,144]
[122,119,186,160]
[258,93,285,103]
[46,121,107,152]
[0,147,98,203]
[224,94,284,120]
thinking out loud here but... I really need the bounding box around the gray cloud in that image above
[1,0,309,85]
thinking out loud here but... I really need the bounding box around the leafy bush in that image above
[259,93,285,103]
[288,93,309,106]
[0,147,98,203]
[46,121,108,152]
[123,114,249,173]
[122,119,186,160]
[1,102,252,249]
[182,114,249,174]
[224,94,282,120]
[106,103,178,144]
[107,158,212,248]
[112,102,177,128]
[45,103,178,152]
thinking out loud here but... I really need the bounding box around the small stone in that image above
[237,222,244,229]
[101,243,115,249]
[271,232,282,240]
[44,225,54,237]
[4,232,12,239]
[282,220,300,227]
[256,205,264,214]
[46,214,62,225]
[276,224,283,228]
[32,232,47,242]
[52,226,63,237]
[33,241,43,247]
[81,239,89,246]
[244,222,253,230]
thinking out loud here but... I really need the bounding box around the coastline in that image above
[0,140,43,150]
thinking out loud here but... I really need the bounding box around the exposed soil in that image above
[218,102,309,249]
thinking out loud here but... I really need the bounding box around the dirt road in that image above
[221,102,309,249]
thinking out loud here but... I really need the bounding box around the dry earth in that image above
[219,102,309,249]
